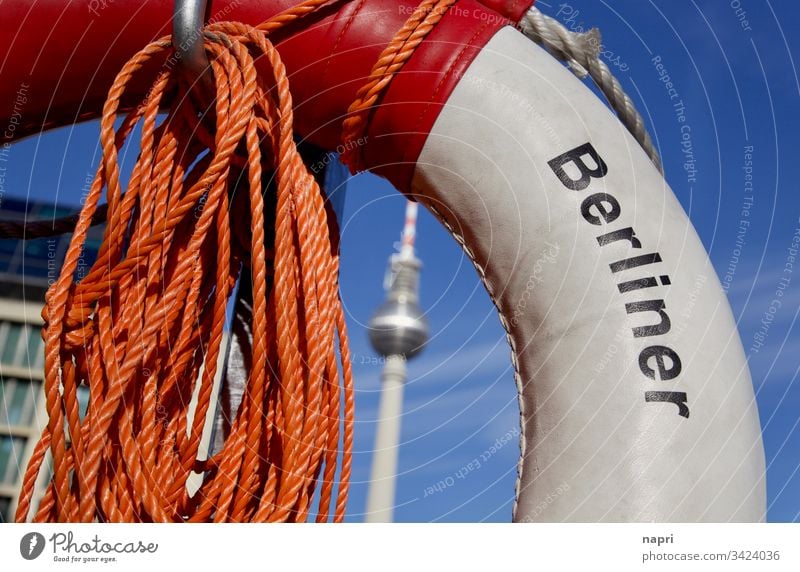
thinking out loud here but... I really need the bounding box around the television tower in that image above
[365,200,429,522]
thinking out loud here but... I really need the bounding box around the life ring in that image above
[0,0,765,522]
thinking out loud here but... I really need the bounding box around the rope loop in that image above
[17,2,354,523]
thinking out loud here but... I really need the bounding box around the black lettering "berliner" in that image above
[548,143,689,419]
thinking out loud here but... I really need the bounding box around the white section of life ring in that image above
[410,27,766,522]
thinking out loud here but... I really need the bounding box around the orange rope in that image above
[340,0,458,172]
[15,0,453,523]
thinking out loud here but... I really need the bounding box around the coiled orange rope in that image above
[15,0,453,523]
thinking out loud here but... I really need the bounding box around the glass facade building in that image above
[0,197,99,522]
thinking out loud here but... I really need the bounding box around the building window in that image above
[0,321,44,370]
[0,434,26,485]
[0,322,22,364]
[0,495,10,523]
[27,328,44,369]
[0,378,41,426]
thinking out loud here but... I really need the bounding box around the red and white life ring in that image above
[0,0,765,521]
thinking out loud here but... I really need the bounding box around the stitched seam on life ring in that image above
[319,0,368,86]
[426,202,527,521]
[404,22,491,167]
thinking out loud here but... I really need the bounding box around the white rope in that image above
[518,6,662,173]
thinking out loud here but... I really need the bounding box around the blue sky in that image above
[2,0,798,522]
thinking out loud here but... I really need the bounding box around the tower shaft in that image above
[364,355,407,523]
